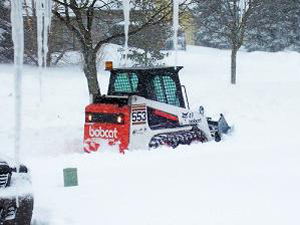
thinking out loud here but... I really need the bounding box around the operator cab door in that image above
[147,72,185,130]
[107,67,187,131]
[148,73,184,108]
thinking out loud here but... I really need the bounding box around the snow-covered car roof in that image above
[0,155,15,167]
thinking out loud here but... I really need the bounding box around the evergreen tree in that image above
[287,0,300,51]
[245,0,294,52]
[194,0,300,53]
[194,0,231,49]
[127,22,170,67]
[0,0,13,63]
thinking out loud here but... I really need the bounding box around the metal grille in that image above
[0,174,9,188]
[114,72,138,93]
[153,75,180,107]
[162,76,180,107]
[153,76,167,103]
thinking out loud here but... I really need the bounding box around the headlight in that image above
[85,113,93,122]
[117,115,124,124]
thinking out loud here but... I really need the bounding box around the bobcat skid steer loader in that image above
[83,63,231,153]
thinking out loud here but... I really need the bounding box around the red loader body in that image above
[84,103,130,153]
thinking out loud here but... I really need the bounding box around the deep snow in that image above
[1,46,300,224]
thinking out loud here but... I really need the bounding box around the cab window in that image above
[152,75,180,107]
[113,72,138,93]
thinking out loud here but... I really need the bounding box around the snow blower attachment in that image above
[83,65,231,153]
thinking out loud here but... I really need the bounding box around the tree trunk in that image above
[82,48,101,96]
[231,48,238,84]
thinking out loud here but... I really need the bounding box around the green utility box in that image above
[63,168,78,187]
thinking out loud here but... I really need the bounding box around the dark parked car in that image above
[0,158,33,225]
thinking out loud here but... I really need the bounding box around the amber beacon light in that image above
[105,61,113,71]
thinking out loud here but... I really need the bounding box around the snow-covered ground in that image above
[1,46,300,224]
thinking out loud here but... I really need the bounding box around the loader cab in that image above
[106,67,186,108]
